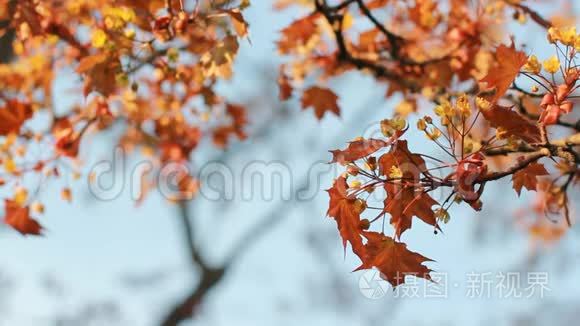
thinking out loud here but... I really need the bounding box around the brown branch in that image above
[160,266,226,326]
[166,0,174,15]
[327,0,356,11]
[159,96,383,326]
[314,0,454,93]
[353,0,403,61]
[314,0,420,91]
[436,134,580,189]
[478,151,548,182]
[511,3,552,29]
[0,0,17,63]
[484,133,580,160]
[160,201,225,326]
[176,201,208,267]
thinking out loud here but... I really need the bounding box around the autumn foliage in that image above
[0,0,579,292]
[275,0,579,287]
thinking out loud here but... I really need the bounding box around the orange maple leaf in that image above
[481,105,542,143]
[480,42,527,101]
[326,176,366,256]
[384,185,439,238]
[301,86,340,119]
[0,100,33,136]
[219,9,249,38]
[356,232,433,287]
[77,53,121,97]
[3,200,43,236]
[212,104,247,148]
[378,141,439,238]
[277,14,319,54]
[55,130,81,158]
[330,138,389,165]
[512,162,549,196]
[366,0,390,9]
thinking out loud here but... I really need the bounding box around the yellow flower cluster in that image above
[548,26,580,50]
[91,29,108,48]
[524,54,561,75]
[523,55,541,74]
[388,166,403,179]
[433,93,472,125]
[434,99,452,119]
[103,6,136,30]
[91,6,136,48]
[543,55,561,74]
[455,94,471,117]
[380,118,406,137]
[475,97,492,111]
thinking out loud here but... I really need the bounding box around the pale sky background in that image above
[1,1,580,325]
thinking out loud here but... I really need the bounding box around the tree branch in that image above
[314,0,420,91]
[510,3,552,29]
[159,94,383,326]
[160,201,226,326]
[176,201,207,268]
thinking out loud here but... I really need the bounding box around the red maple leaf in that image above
[378,141,439,238]
[301,86,340,119]
[3,200,43,236]
[0,100,33,136]
[512,162,549,196]
[356,231,434,287]
[330,138,389,165]
[326,176,366,256]
[480,42,527,101]
[481,105,542,143]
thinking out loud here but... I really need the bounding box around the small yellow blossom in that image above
[388,166,403,179]
[548,27,560,43]
[475,97,492,111]
[353,199,367,214]
[456,94,471,117]
[14,187,28,206]
[61,188,73,202]
[381,118,406,137]
[560,26,577,46]
[103,6,135,30]
[435,208,450,224]
[390,117,406,131]
[543,55,560,74]
[167,48,180,62]
[3,157,17,174]
[91,29,108,48]
[523,55,541,74]
[395,100,416,117]
[496,127,509,139]
[349,179,362,188]
[434,100,452,117]
[124,28,136,40]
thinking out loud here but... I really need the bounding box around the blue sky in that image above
[1,1,580,325]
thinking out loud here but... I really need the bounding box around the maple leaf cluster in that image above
[0,0,251,235]
[0,0,578,293]
[274,0,579,287]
